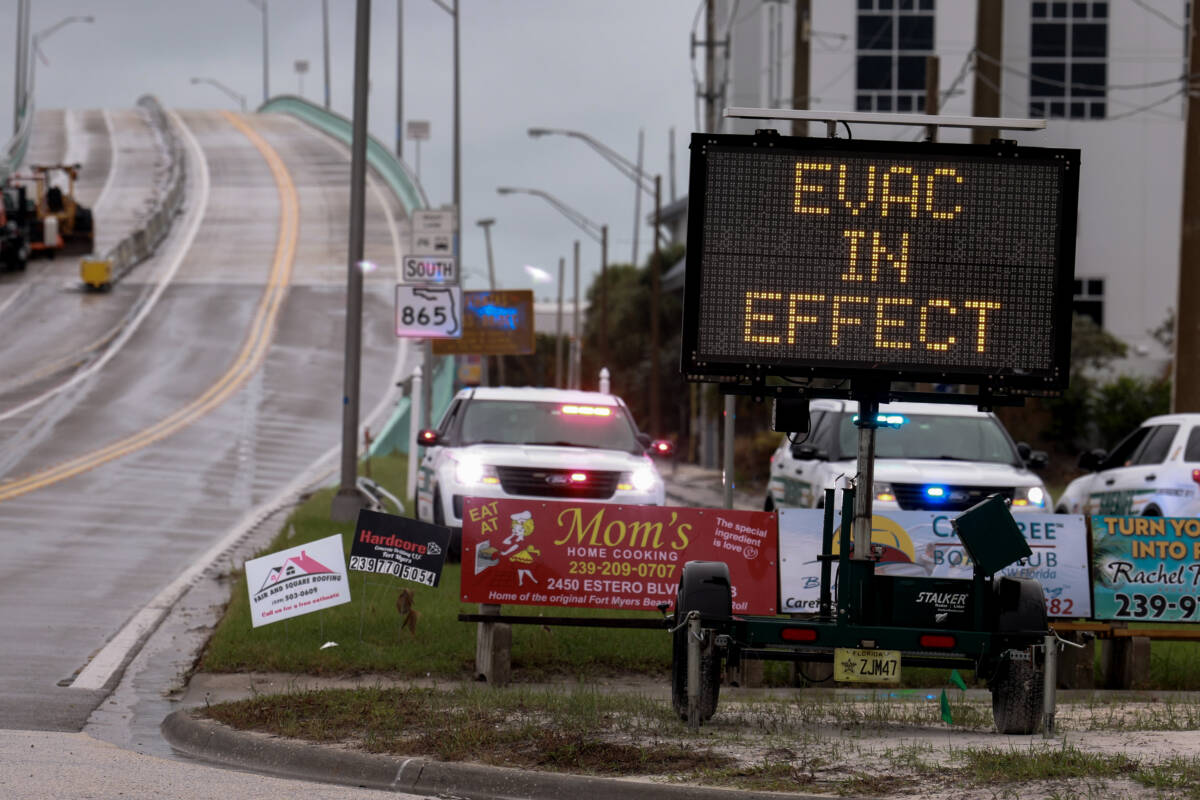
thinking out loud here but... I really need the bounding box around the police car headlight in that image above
[1013,486,1046,508]
[453,456,497,485]
[628,466,658,493]
[874,482,896,503]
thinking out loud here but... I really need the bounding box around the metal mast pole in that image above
[322,0,332,108]
[261,1,270,104]
[573,239,580,389]
[331,0,372,521]
[601,224,609,367]
[651,175,662,435]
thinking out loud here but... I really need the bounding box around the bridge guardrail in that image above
[102,95,187,284]
[258,94,429,216]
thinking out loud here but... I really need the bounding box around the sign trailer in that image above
[669,116,1080,737]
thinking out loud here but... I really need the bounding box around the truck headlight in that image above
[623,466,658,493]
[453,456,498,485]
[1012,486,1046,508]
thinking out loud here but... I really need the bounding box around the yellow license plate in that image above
[834,648,901,683]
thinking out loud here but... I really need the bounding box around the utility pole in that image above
[668,128,676,202]
[478,217,502,386]
[631,129,644,265]
[600,224,609,368]
[651,175,662,435]
[1175,3,1200,412]
[792,0,810,137]
[331,0,372,522]
[924,55,940,141]
[572,239,580,389]
[972,0,1003,145]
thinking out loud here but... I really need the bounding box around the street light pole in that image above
[331,0,373,522]
[190,77,248,112]
[395,0,403,157]
[477,217,504,386]
[556,257,565,389]
[12,0,29,135]
[248,0,269,105]
[572,239,580,389]
[322,0,332,108]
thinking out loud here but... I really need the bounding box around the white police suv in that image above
[766,399,1050,514]
[416,386,670,559]
[1056,413,1200,517]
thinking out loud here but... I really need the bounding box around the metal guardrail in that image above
[101,95,187,284]
[258,94,429,216]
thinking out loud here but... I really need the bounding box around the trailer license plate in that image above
[834,648,901,683]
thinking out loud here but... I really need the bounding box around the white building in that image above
[692,0,1186,374]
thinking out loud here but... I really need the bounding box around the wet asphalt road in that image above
[0,108,413,733]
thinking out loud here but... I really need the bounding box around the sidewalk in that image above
[661,460,762,511]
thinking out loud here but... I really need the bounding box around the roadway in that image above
[0,106,414,736]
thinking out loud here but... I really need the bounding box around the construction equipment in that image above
[24,163,94,258]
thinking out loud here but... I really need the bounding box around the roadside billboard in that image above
[245,534,352,627]
[1092,515,1200,622]
[433,290,535,356]
[778,509,1090,618]
[461,498,777,614]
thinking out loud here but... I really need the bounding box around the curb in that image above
[162,710,829,799]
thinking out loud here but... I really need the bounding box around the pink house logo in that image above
[257,550,334,593]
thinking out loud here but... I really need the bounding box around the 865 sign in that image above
[395,285,462,339]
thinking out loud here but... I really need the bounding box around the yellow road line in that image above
[0,112,299,503]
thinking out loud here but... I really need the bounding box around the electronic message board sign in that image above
[681,133,1080,393]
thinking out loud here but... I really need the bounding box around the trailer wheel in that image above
[670,562,730,722]
[991,651,1044,734]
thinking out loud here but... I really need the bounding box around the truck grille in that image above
[892,483,1014,512]
[495,466,621,500]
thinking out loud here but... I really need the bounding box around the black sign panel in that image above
[350,509,451,587]
[681,134,1080,392]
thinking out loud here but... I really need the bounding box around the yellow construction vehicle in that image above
[25,163,94,258]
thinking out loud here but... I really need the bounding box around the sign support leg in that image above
[687,613,701,730]
[1043,634,1057,737]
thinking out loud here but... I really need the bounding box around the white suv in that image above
[1056,413,1200,517]
[416,387,669,559]
[766,399,1049,513]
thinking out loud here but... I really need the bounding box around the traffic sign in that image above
[411,209,456,257]
[432,290,535,355]
[395,285,462,339]
[412,209,456,235]
[401,255,458,285]
[681,133,1080,393]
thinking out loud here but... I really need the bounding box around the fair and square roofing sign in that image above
[245,534,351,627]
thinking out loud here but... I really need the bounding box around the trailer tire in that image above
[991,651,1044,734]
[670,562,730,722]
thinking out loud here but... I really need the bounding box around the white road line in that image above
[71,115,414,692]
[0,111,209,423]
[91,109,119,215]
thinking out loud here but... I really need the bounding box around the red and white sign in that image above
[462,498,777,614]
[245,534,352,627]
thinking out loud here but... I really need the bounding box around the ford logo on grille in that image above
[545,475,569,485]
[950,490,971,502]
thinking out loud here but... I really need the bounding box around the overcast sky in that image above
[3,0,702,298]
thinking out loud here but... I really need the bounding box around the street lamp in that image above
[190,77,247,113]
[497,186,609,372]
[246,0,269,105]
[527,126,663,264]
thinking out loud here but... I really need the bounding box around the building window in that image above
[1030,1,1107,119]
[856,0,936,114]
[1073,277,1104,326]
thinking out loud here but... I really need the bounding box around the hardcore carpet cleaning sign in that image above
[460,498,778,614]
[349,508,451,587]
[245,534,351,627]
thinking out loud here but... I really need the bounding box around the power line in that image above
[974,49,1192,92]
[1131,0,1185,31]
[973,69,1185,121]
